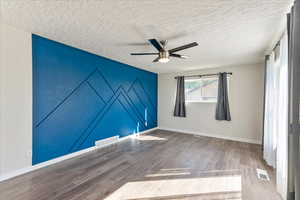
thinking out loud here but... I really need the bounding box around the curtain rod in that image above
[269,31,286,54]
[272,41,280,51]
[174,72,232,79]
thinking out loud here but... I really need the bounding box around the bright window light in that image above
[184,77,230,103]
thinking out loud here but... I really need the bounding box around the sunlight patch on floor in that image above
[136,135,167,141]
[104,175,242,200]
[145,172,191,177]
[160,168,190,171]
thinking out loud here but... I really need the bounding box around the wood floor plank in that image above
[0,130,281,200]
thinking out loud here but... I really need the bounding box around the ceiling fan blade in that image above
[148,39,164,52]
[169,42,198,53]
[170,54,189,59]
[130,53,159,55]
[153,57,160,62]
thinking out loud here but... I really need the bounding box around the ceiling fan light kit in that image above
[130,39,198,63]
[158,51,170,63]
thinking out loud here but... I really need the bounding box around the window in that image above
[184,77,219,103]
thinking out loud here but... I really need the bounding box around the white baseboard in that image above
[158,127,261,145]
[0,127,158,182]
[95,136,120,147]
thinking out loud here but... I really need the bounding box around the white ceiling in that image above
[0,0,292,73]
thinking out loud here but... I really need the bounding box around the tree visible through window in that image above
[185,77,219,102]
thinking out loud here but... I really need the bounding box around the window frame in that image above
[184,76,230,103]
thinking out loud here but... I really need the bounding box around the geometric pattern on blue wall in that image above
[32,34,157,164]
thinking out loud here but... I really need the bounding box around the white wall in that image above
[158,64,264,144]
[0,23,32,175]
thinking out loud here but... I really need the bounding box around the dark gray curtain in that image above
[173,76,186,117]
[215,73,231,121]
[287,4,300,200]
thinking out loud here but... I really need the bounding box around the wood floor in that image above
[0,130,281,200]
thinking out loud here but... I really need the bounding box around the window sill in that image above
[186,101,217,104]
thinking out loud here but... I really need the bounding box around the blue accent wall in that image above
[32,34,157,165]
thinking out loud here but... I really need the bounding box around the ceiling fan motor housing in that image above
[159,50,169,59]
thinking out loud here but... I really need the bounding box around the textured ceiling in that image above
[0,0,292,73]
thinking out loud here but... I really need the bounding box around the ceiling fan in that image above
[130,39,198,63]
